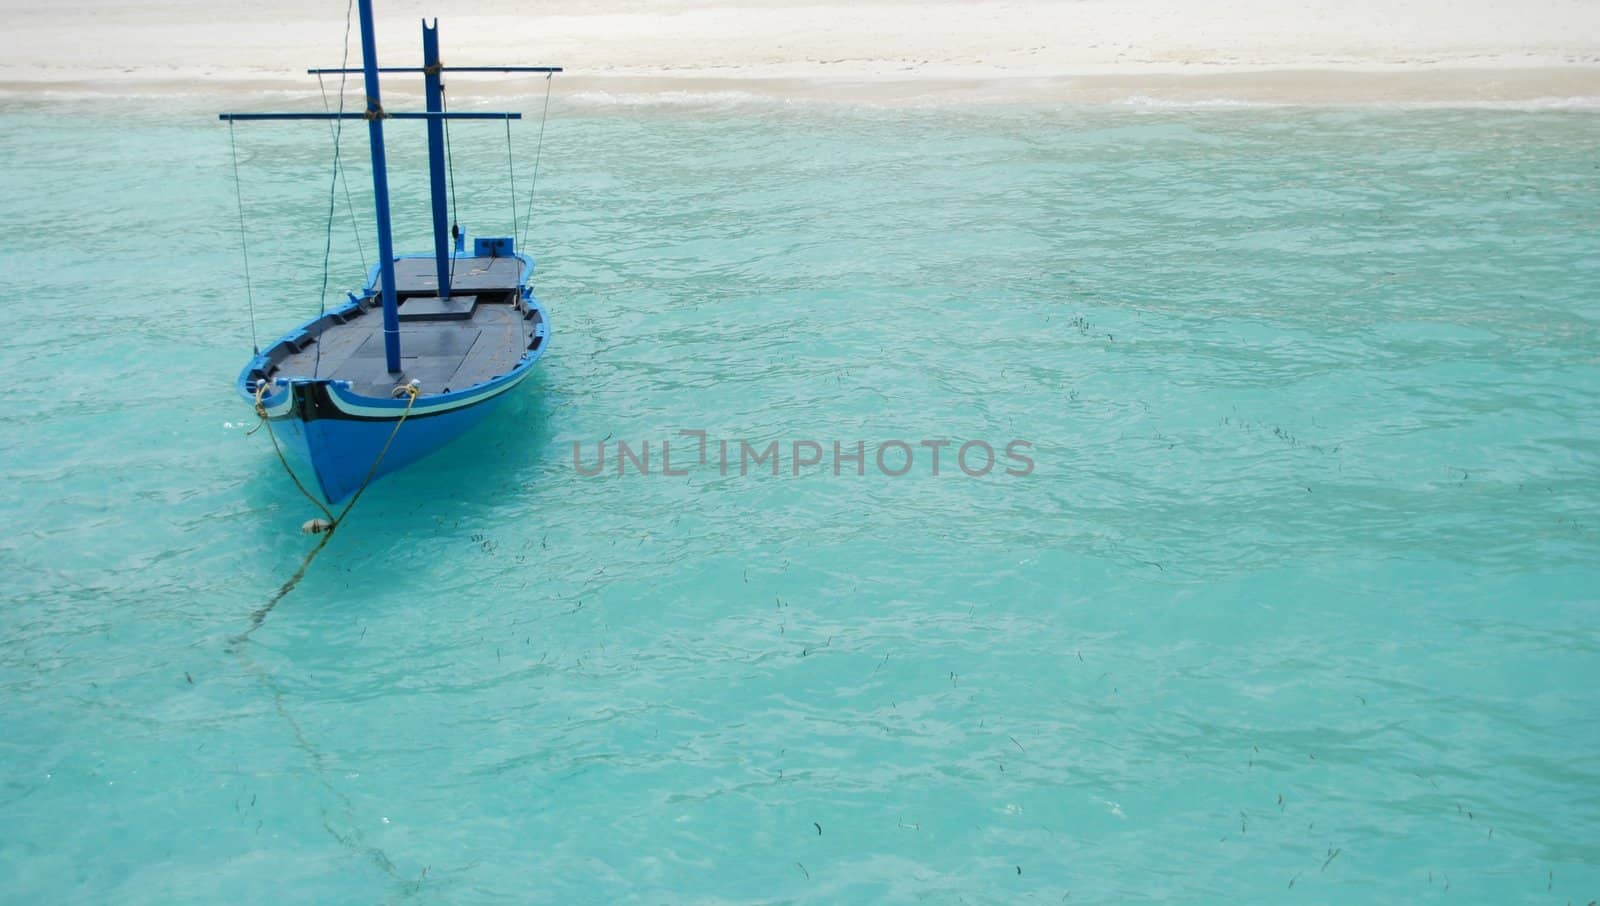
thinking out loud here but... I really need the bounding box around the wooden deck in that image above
[260,255,541,398]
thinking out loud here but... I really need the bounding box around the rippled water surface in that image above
[1,94,1597,903]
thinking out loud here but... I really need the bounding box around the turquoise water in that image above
[2,93,1598,903]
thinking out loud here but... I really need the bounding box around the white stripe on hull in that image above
[256,363,535,421]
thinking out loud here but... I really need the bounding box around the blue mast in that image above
[357,0,404,375]
[220,15,561,378]
[422,19,452,300]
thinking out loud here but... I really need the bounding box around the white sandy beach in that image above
[1,0,1597,103]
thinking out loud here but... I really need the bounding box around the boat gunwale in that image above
[237,251,548,417]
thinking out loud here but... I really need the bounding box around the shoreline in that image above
[4,65,1598,109]
[3,0,1597,108]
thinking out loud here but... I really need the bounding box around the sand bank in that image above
[1,0,1597,104]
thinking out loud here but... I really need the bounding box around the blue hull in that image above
[271,383,515,504]
[239,252,549,505]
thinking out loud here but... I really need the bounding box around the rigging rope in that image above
[504,117,519,247]
[518,73,554,253]
[313,142,340,378]
[314,0,358,378]
[227,120,260,355]
[442,85,461,285]
[317,73,368,275]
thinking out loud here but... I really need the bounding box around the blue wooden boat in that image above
[223,2,559,504]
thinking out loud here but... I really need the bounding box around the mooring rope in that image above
[231,381,421,646]
[518,73,554,253]
[228,590,416,888]
[228,383,424,890]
